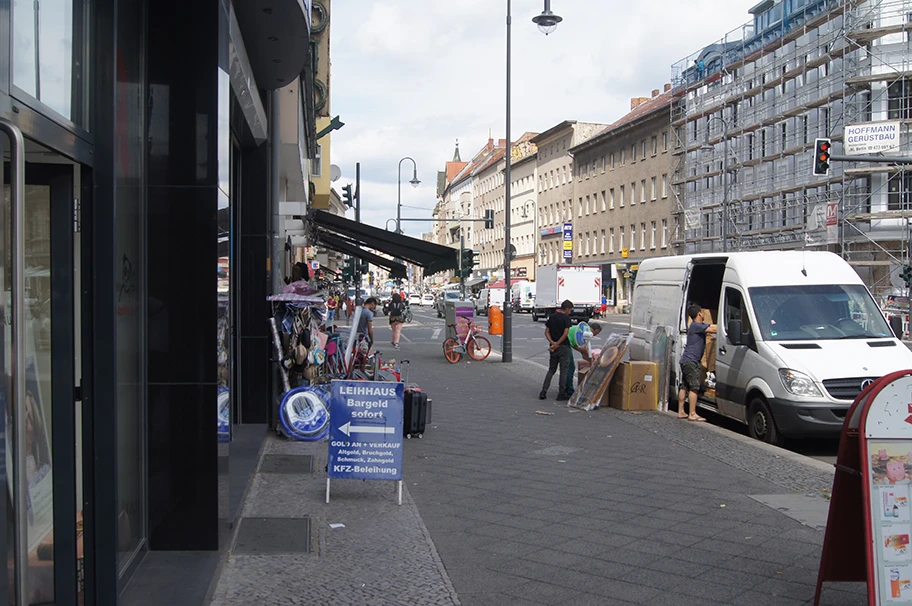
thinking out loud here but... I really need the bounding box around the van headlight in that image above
[778,369,823,398]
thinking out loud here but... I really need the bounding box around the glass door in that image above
[2,123,81,605]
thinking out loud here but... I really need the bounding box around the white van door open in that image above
[715,285,752,423]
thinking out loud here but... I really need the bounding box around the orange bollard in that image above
[489,305,503,335]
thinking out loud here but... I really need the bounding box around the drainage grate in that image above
[234,517,312,554]
[260,454,313,474]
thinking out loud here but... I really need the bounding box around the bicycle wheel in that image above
[468,335,492,361]
[442,338,462,364]
[405,310,413,323]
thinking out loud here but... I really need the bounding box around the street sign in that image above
[562,222,573,260]
[845,121,901,156]
[327,380,404,503]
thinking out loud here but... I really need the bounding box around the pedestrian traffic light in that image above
[902,265,912,289]
[484,209,494,229]
[342,183,354,207]
[813,138,831,176]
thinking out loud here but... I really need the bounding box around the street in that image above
[369,305,841,465]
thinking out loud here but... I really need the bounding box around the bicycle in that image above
[443,322,492,364]
[403,306,414,323]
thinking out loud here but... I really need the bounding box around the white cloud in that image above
[329,0,754,232]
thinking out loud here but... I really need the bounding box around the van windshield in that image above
[749,284,893,341]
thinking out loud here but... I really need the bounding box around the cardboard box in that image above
[605,361,659,411]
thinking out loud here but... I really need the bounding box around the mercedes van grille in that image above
[822,377,879,401]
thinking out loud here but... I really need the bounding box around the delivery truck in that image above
[532,265,602,322]
[628,251,912,445]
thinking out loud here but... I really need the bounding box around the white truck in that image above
[532,265,602,322]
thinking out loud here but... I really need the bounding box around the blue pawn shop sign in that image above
[327,380,404,504]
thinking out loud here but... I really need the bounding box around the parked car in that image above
[421,293,435,306]
[435,291,462,318]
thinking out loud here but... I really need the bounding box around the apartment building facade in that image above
[568,89,676,307]
[473,150,507,277]
[507,140,540,281]
[672,0,912,301]
[533,121,609,272]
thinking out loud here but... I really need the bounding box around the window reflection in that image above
[12,0,75,120]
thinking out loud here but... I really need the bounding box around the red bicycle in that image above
[443,322,492,363]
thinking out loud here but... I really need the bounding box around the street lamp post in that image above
[701,117,729,252]
[397,157,420,234]
[502,0,562,364]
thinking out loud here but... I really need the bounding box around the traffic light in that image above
[484,209,494,229]
[902,265,912,289]
[460,248,475,278]
[341,257,356,283]
[358,260,369,274]
[813,138,831,176]
[342,183,354,207]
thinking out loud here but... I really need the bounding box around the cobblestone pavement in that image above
[210,341,866,605]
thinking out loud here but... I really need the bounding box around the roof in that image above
[473,149,505,177]
[530,120,577,145]
[569,91,673,154]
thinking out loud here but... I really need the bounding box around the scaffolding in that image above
[670,0,912,302]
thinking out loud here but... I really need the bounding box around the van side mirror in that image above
[728,320,743,346]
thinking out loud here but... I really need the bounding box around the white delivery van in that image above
[475,287,506,315]
[533,265,601,321]
[510,281,536,313]
[629,251,912,445]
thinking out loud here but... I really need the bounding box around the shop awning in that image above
[465,277,487,288]
[315,232,408,280]
[308,210,459,275]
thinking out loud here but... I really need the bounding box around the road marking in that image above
[431,328,441,340]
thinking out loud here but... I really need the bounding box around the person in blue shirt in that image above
[678,305,717,422]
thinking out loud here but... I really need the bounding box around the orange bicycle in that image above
[443,322,492,363]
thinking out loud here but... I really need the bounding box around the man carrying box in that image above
[678,304,717,422]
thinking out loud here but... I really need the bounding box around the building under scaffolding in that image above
[671,0,912,302]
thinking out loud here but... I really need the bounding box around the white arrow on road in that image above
[339,422,396,437]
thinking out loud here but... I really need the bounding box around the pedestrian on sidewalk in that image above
[356,297,378,348]
[388,293,406,349]
[540,300,574,401]
[564,321,603,396]
[678,304,717,422]
[326,292,338,324]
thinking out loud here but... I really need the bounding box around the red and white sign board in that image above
[816,371,912,604]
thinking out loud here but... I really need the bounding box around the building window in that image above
[889,80,912,120]
[663,131,669,151]
[641,140,647,159]
[591,160,597,176]
[562,166,567,185]
[641,179,646,203]
[661,219,667,248]
[640,223,647,250]
[601,190,607,212]
[631,144,637,162]
[578,162,583,181]
[578,197,583,217]
[889,173,912,210]
[631,182,636,205]
[631,224,636,250]
[650,221,656,249]
[601,229,606,254]
[619,185,625,207]
[312,143,323,177]
[609,228,615,253]
[619,226,625,250]
[662,174,668,198]
[621,149,626,166]
[585,195,590,215]
[601,156,607,173]
[650,176,657,200]
[611,152,616,169]
[579,232,585,256]
[609,188,615,210]
[651,136,657,156]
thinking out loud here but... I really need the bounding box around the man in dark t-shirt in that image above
[540,300,574,401]
[678,304,717,421]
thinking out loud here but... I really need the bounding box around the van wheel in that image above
[748,397,782,446]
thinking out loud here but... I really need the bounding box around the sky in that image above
[329,0,755,237]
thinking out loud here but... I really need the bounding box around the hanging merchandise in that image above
[217,387,230,442]
[278,387,331,441]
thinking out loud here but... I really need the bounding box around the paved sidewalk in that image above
[209,342,866,605]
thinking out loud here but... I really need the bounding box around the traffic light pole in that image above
[355,162,362,303]
[460,232,466,300]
